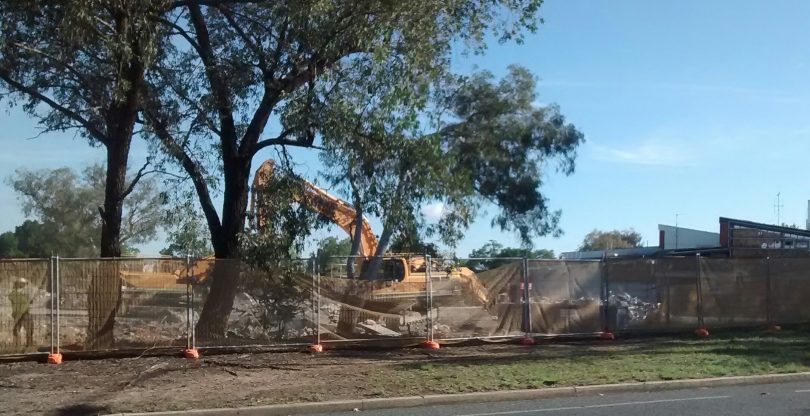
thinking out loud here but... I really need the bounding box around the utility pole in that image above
[675,213,679,250]
[775,192,783,226]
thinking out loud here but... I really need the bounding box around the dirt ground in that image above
[0,343,545,416]
[1,330,808,416]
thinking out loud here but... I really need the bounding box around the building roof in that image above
[720,217,810,238]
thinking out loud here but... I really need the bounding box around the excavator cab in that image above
[359,257,407,281]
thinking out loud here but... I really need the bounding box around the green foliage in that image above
[13,220,62,258]
[160,204,213,258]
[313,237,352,273]
[389,226,440,257]
[237,261,311,342]
[244,167,321,258]
[579,229,644,252]
[320,65,583,258]
[0,0,166,140]
[466,240,555,270]
[6,164,166,257]
[0,232,20,258]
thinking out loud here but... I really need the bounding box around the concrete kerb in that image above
[106,372,810,416]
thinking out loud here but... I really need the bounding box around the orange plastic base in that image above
[694,327,710,338]
[47,353,62,365]
[421,340,441,350]
[766,324,782,332]
[600,331,616,340]
[520,337,536,346]
[308,344,324,353]
[183,348,200,359]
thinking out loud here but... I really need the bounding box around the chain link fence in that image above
[2,255,810,357]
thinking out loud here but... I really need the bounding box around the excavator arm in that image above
[251,160,379,257]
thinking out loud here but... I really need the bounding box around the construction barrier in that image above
[2,255,810,358]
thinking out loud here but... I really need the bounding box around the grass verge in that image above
[368,326,810,397]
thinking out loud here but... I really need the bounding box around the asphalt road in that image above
[314,381,810,416]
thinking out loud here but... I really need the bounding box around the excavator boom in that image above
[251,160,379,257]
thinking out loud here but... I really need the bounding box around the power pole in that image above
[775,192,783,226]
[675,213,679,250]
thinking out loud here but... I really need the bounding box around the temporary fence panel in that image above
[528,260,602,335]
[653,258,701,331]
[430,258,524,341]
[58,258,188,351]
[193,259,316,348]
[699,257,768,328]
[0,259,51,355]
[768,258,810,324]
[316,256,426,346]
[605,258,700,332]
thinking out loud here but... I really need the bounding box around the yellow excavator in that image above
[118,159,487,304]
[250,159,489,300]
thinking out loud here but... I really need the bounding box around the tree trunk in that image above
[194,159,249,341]
[346,199,364,279]
[362,224,394,280]
[87,125,133,350]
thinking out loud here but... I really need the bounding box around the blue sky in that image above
[1,0,810,257]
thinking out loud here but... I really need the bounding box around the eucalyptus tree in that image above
[142,0,545,339]
[319,65,584,278]
[0,0,169,348]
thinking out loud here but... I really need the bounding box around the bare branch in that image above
[120,159,152,201]
[255,134,323,153]
[187,3,237,154]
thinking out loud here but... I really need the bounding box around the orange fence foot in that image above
[308,344,324,353]
[694,327,710,338]
[47,353,62,365]
[766,324,782,332]
[183,348,200,360]
[421,340,440,350]
[520,337,536,346]
[600,331,615,341]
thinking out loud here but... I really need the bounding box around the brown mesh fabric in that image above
[604,258,700,332]
[59,258,188,351]
[653,258,700,330]
[769,258,810,324]
[699,258,768,328]
[0,259,51,355]
[432,260,524,340]
[193,259,316,347]
[528,260,601,334]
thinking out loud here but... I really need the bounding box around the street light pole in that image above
[675,213,679,250]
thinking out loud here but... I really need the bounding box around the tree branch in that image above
[170,0,264,9]
[143,109,225,250]
[0,69,108,144]
[187,3,237,156]
[120,159,151,201]
[151,15,205,58]
[255,134,323,153]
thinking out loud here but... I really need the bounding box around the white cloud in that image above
[421,202,445,221]
[589,140,692,167]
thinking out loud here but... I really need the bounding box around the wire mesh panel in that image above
[769,258,810,324]
[316,256,426,345]
[652,258,700,331]
[59,258,188,351]
[429,258,523,341]
[699,257,768,328]
[528,260,602,335]
[0,259,51,355]
[193,259,316,348]
[604,258,700,332]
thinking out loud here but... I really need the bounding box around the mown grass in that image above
[369,327,810,396]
